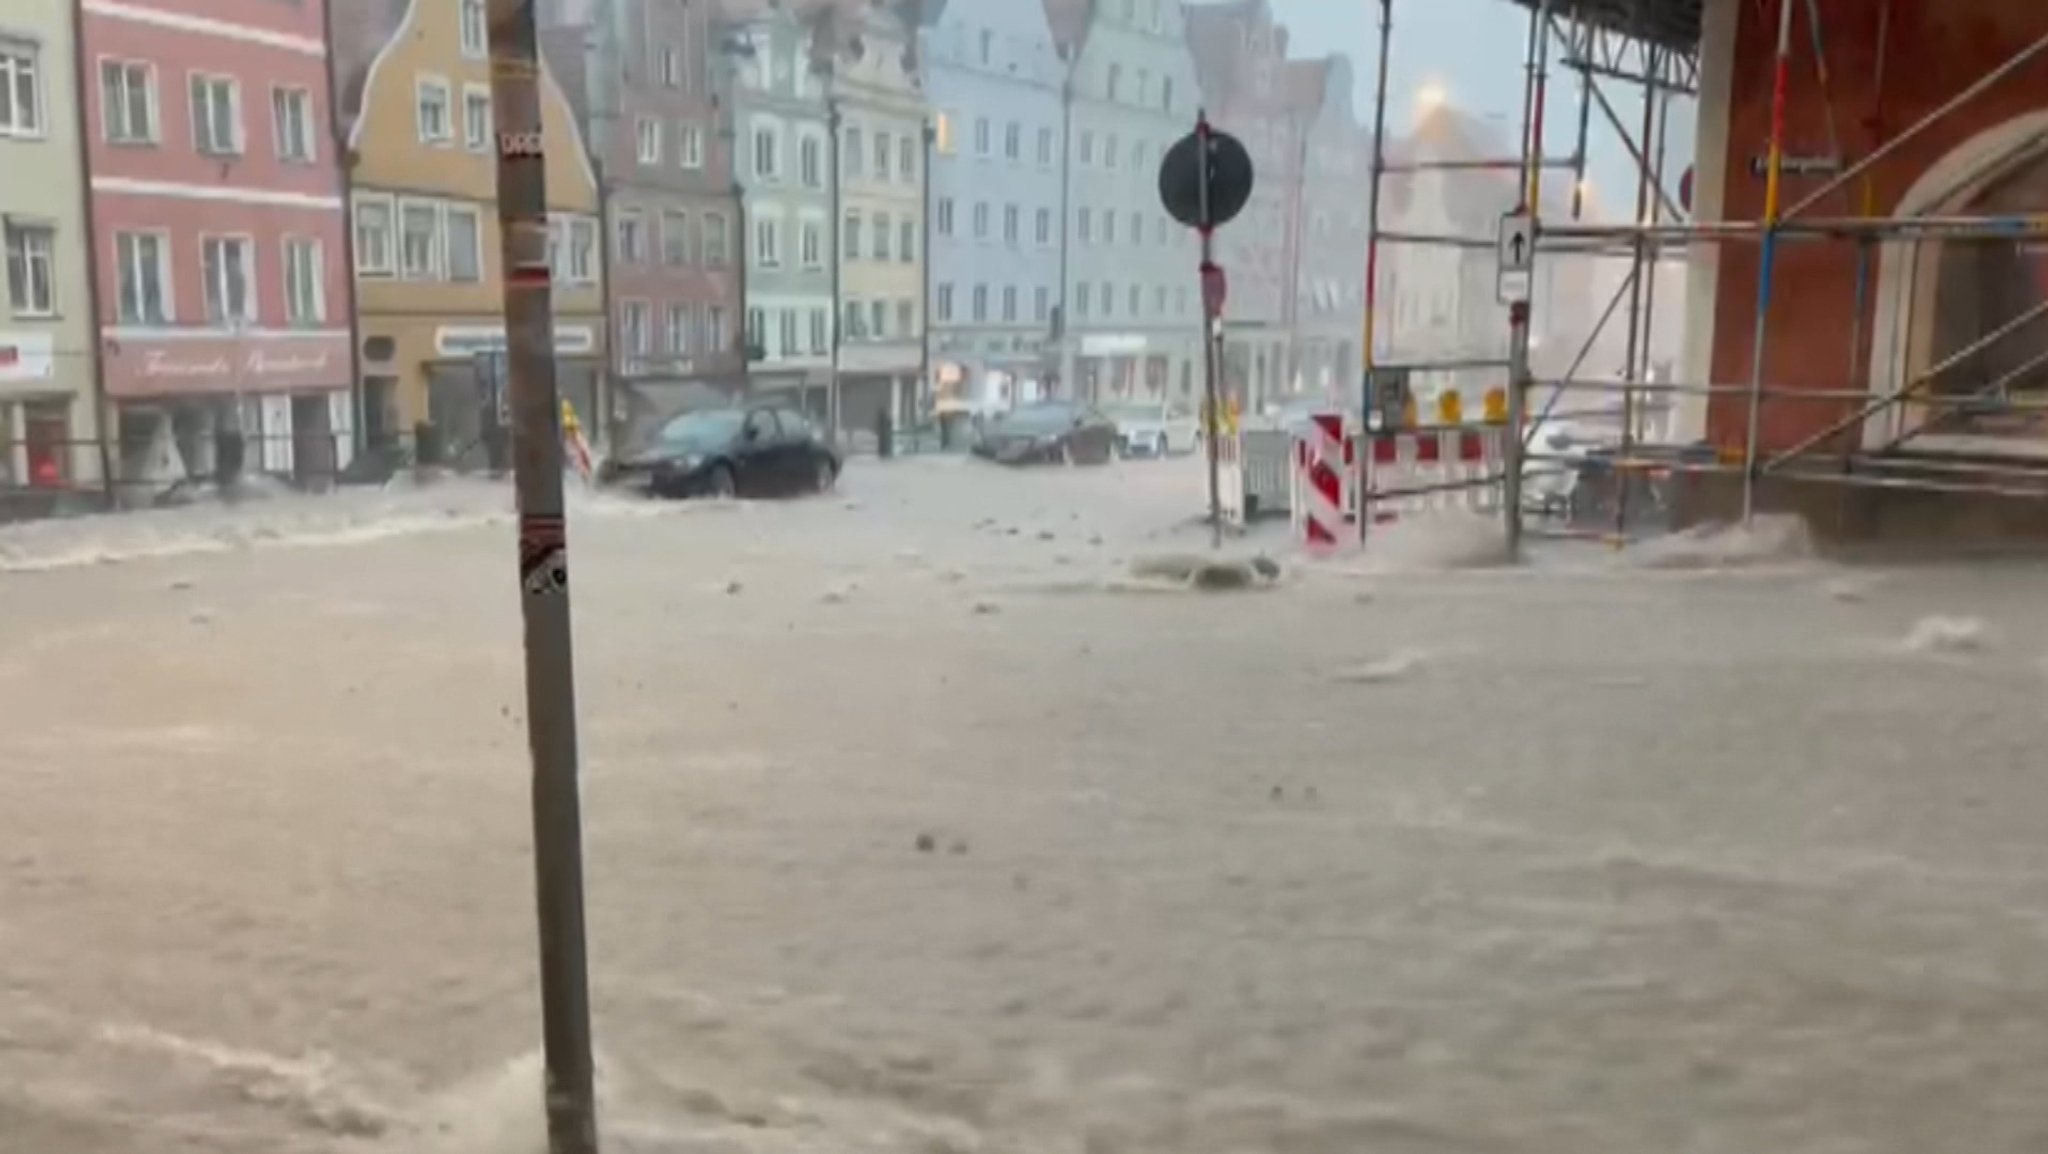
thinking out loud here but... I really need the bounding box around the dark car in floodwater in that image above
[601,406,840,499]
[971,402,1119,466]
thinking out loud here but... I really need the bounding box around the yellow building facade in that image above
[342,0,605,457]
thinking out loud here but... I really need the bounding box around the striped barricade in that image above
[1289,413,1356,552]
[1360,425,1506,529]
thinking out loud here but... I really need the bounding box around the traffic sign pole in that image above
[1196,111,1223,550]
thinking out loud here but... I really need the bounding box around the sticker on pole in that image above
[519,514,568,596]
[1497,210,1533,305]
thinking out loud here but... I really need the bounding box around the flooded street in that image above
[4,457,2048,1153]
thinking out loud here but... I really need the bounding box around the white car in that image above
[1106,402,1201,458]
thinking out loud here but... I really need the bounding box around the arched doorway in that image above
[1870,110,2048,454]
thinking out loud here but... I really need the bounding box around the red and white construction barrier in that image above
[1214,432,1246,528]
[1289,413,1356,551]
[1360,426,1506,527]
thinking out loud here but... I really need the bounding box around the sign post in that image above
[486,1,599,1150]
[1159,111,1254,549]
[1496,210,1534,305]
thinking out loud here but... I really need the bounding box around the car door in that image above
[773,409,821,490]
[736,408,784,495]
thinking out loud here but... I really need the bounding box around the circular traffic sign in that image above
[1158,128,1254,229]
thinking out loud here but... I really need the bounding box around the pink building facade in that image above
[80,0,353,489]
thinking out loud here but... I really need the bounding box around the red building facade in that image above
[81,0,352,487]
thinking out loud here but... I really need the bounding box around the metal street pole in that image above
[1197,109,1224,551]
[826,92,844,445]
[485,3,599,1152]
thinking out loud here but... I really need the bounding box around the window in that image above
[971,284,987,321]
[708,305,727,352]
[936,197,954,238]
[661,47,682,89]
[1100,280,1112,317]
[444,205,481,281]
[809,308,827,354]
[1107,63,1121,101]
[190,74,241,155]
[1002,285,1016,322]
[1154,285,1167,316]
[971,202,988,240]
[1136,68,1151,106]
[5,222,55,316]
[899,219,914,263]
[268,87,315,161]
[847,300,866,339]
[1004,121,1020,160]
[1156,216,1168,245]
[1105,132,1118,169]
[752,124,779,179]
[0,38,43,137]
[978,28,993,65]
[933,110,955,155]
[1128,284,1141,316]
[460,0,487,58]
[1075,282,1090,317]
[869,300,885,337]
[777,309,796,352]
[622,301,649,356]
[1080,130,1093,165]
[898,134,914,180]
[19,399,68,487]
[897,300,913,335]
[283,237,325,324]
[1162,77,1175,112]
[200,235,255,323]
[354,197,393,276]
[1002,204,1018,246]
[754,215,780,267]
[799,135,821,187]
[636,117,661,164]
[843,211,862,260]
[1035,208,1051,246]
[703,212,728,265]
[666,303,690,354]
[401,201,439,278]
[616,211,645,264]
[973,116,989,157]
[1103,213,1115,244]
[873,131,889,180]
[679,124,704,168]
[1036,126,1052,167]
[662,211,690,264]
[874,212,891,260]
[936,283,954,322]
[1077,208,1091,243]
[1131,141,1146,173]
[1034,285,1049,322]
[799,218,821,268]
[415,77,451,144]
[99,60,155,143]
[845,125,863,177]
[96,234,173,325]
[463,86,490,151]
[746,306,763,354]
[1130,211,1143,244]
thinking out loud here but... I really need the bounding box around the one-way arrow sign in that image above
[1497,210,1533,304]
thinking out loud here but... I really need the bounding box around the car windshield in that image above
[996,404,1080,433]
[658,410,745,449]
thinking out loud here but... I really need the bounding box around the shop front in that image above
[356,318,605,473]
[101,329,352,498]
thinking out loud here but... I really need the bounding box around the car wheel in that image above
[812,455,837,494]
[1059,441,1074,467]
[708,463,737,500]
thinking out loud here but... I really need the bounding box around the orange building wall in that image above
[1707,0,2048,452]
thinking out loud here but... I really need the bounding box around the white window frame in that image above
[799,217,822,269]
[271,84,315,163]
[353,193,395,277]
[415,75,453,146]
[98,58,157,144]
[0,37,45,139]
[198,232,257,325]
[635,116,661,164]
[399,197,443,280]
[615,209,645,264]
[661,47,682,88]
[661,210,690,265]
[678,123,704,169]
[752,121,780,181]
[459,0,488,59]
[4,220,57,317]
[754,213,782,268]
[443,203,483,282]
[462,84,491,152]
[702,212,728,266]
[282,235,326,325]
[665,303,690,354]
[568,217,598,284]
[622,300,650,357]
[188,71,243,156]
[114,230,173,325]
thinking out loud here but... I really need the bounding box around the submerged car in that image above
[971,403,1118,466]
[1106,401,1201,458]
[601,406,840,499]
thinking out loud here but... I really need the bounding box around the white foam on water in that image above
[1356,512,1516,572]
[1330,650,1429,685]
[95,1022,392,1139]
[1900,614,1993,655]
[1626,513,1815,571]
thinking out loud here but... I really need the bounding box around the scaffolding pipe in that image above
[1558,56,1699,96]
[1739,0,1799,521]
[1503,0,1553,558]
[1758,295,2048,470]
[1380,156,1579,173]
[1887,342,2048,450]
[1781,25,2048,223]
[1846,0,1893,395]
[1568,32,1594,221]
[1360,0,1391,396]
[1524,262,1639,441]
[1548,19,1687,222]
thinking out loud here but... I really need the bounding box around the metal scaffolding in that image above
[1359,0,2048,555]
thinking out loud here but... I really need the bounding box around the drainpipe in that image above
[68,0,116,505]
[586,7,623,449]
[827,89,843,442]
[919,114,934,422]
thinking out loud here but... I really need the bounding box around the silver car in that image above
[1106,401,1201,458]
